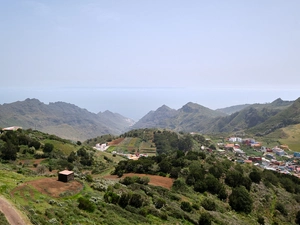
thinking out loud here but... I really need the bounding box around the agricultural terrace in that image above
[107,137,156,156]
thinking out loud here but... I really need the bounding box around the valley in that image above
[0,97,300,224]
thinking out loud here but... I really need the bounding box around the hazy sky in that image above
[1,0,299,120]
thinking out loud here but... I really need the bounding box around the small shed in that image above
[58,170,74,182]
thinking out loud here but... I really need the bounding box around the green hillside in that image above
[0,128,300,224]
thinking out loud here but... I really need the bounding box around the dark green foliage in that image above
[172,178,188,192]
[158,159,172,173]
[67,151,77,163]
[154,198,166,209]
[0,142,18,160]
[129,193,144,208]
[225,170,243,188]
[180,201,192,212]
[169,167,181,179]
[86,174,93,182]
[194,180,207,193]
[229,186,253,214]
[249,170,262,183]
[201,198,216,211]
[198,212,212,225]
[257,215,265,225]
[28,140,41,150]
[296,210,300,225]
[118,193,131,208]
[275,202,287,216]
[205,174,222,195]
[78,197,96,212]
[43,143,54,153]
[217,185,228,200]
[209,164,224,179]
[262,170,279,187]
[120,176,135,186]
[104,191,120,204]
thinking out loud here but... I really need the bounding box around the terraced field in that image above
[107,137,156,155]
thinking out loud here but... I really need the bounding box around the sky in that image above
[1,0,299,120]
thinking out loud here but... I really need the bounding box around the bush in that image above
[77,197,96,212]
[275,202,287,216]
[201,198,216,211]
[43,143,54,153]
[198,212,212,225]
[154,198,166,209]
[229,186,253,214]
[180,201,192,212]
[249,170,262,183]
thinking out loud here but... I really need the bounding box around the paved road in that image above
[0,196,31,225]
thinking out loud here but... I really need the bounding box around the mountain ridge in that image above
[0,98,134,141]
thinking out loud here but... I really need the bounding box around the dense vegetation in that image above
[0,128,300,224]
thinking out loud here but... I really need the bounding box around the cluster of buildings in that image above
[220,136,300,177]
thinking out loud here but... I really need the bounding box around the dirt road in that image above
[0,196,31,225]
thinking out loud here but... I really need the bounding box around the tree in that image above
[229,186,253,214]
[201,198,216,211]
[78,197,96,212]
[0,142,18,160]
[43,143,54,153]
[198,212,212,225]
[249,170,262,184]
[180,201,192,212]
[67,151,77,163]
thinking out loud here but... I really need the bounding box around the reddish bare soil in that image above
[104,173,174,190]
[108,138,125,146]
[12,178,83,198]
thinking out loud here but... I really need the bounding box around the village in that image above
[94,135,300,179]
[218,136,300,179]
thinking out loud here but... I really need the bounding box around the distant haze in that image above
[1,1,299,120]
[1,87,299,121]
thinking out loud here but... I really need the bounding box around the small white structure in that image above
[2,126,22,131]
[93,143,109,151]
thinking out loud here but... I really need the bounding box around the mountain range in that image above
[0,98,134,141]
[0,97,299,141]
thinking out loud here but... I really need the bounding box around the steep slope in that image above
[204,98,294,134]
[249,97,300,136]
[132,105,178,129]
[0,99,133,141]
[98,110,135,132]
[133,102,226,132]
[216,104,251,115]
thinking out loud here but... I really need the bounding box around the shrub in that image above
[154,198,166,209]
[77,197,96,212]
[198,212,212,225]
[43,143,54,153]
[229,186,253,214]
[257,215,265,225]
[180,201,192,212]
[249,170,262,183]
[275,202,287,216]
[104,191,120,204]
[201,198,216,211]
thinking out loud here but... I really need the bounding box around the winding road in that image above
[0,196,31,225]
